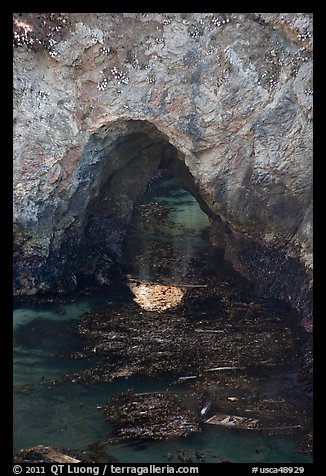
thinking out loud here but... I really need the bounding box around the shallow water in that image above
[13,175,312,463]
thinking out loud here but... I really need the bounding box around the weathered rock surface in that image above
[13,13,312,318]
[13,445,80,463]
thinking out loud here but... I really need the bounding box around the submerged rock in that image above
[13,445,81,463]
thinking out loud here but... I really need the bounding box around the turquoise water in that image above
[13,176,312,463]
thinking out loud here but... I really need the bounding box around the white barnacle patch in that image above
[97,78,108,91]
[100,46,111,56]
[212,17,221,27]
[13,22,35,48]
[48,38,57,47]
[162,17,172,25]
[297,31,312,41]
[206,47,218,56]
[211,15,230,28]
[111,66,129,85]
[189,29,199,38]
[91,32,100,44]
[37,90,48,99]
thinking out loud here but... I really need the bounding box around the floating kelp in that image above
[104,392,201,441]
[67,283,304,386]
[299,431,313,455]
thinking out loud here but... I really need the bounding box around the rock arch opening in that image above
[53,119,209,294]
[13,117,312,323]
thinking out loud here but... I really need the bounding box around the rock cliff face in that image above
[13,13,313,319]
